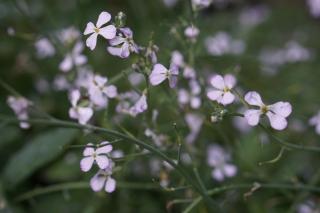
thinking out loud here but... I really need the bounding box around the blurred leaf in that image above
[2,128,78,189]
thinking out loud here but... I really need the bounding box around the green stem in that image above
[183,183,320,213]
[14,181,160,202]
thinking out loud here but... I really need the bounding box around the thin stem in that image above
[183,183,320,213]
[14,181,160,202]
[0,116,212,206]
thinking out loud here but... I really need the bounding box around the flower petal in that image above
[84,22,95,35]
[99,25,116,40]
[220,91,235,105]
[212,168,224,182]
[59,55,73,72]
[224,74,236,89]
[96,144,113,154]
[109,36,125,46]
[244,91,264,106]
[120,42,130,58]
[80,156,94,172]
[90,174,106,192]
[103,85,117,98]
[105,177,116,193]
[86,33,98,50]
[244,109,261,126]
[107,47,122,57]
[269,101,292,118]
[210,75,225,90]
[149,64,167,86]
[77,107,93,125]
[223,164,237,177]
[266,112,288,130]
[83,143,95,156]
[207,90,223,101]
[96,11,111,28]
[95,155,109,169]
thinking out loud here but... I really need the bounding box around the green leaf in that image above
[2,128,78,189]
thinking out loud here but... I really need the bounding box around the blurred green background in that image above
[1,0,320,212]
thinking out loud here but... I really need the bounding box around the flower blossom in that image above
[184,25,199,41]
[309,111,320,135]
[68,89,93,125]
[80,141,113,172]
[34,37,55,59]
[207,74,236,105]
[185,113,204,144]
[149,63,179,88]
[84,11,116,50]
[59,41,87,72]
[207,145,237,181]
[116,91,148,117]
[90,161,116,193]
[88,75,117,108]
[244,91,292,130]
[107,27,139,58]
[7,96,30,129]
[178,80,201,109]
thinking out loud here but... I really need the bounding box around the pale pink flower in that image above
[207,145,237,182]
[178,80,201,109]
[80,141,113,172]
[307,0,320,18]
[90,162,116,193]
[59,41,87,72]
[184,25,199,40]
[149,63,179,88]
[34,37,55,58]
[116,91,147,117]
[207,74,236,105]
[309,111,320,135]
[107,27,139,58]
[84,11,116,50]
[68,89,93,125]
[7,96,30,129]
[183,66,196,79]
[129,93,148,116]
[170,50,185,68]
[88,75,117,108]
[244,91,292,130]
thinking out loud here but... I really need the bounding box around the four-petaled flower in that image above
[207,74,236,105]
[84,11,116,50]
[107,27,139,58]
[80,141,113,172]
[244,91,292,130]
[90,162,116,193]
[149,63,179,88]
[68,89,93,125]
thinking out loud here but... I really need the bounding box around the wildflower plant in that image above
[2,0,320,212]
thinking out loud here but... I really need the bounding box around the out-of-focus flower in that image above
[239,5,269,27]
[58,26,81,45]
[162,0,178,8]
[34,38,55,59]
[68,89,93,125]
[80,141,113,172]
[178,80,201,109]
[84,11,116,50]
[90,162,116,193]
[129,93,148,116]
[192,0,212,9]
[7,96,30,129]
[244,91,292,130]
[185,113,204,143]
[116,91,148,117]
[145,44,159,64]
[207,145,237,181]
[145,128,167,147]
[59,41,87,72]
[309,111,320,134]
[307,0,320,18]
[170,50,185,68]
[184,25,199,41]
[149,63,179,88]
[297,200,319,213]
[88,75,117,108]
[205,32,245,56]
[183,66,196,79]
[128,73,144,86]
[53,75,71,91]
[107,27,139,58]
[207,74,236,105]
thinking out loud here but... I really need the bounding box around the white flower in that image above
[68,89,93,125]
[59,41,87,72]
[192,0,212,9]
[88,75,117,108]
[309,111,320,135]
[107,28,139,58]
[170,50,185,68]
[34,38,55,59]
[244,91,292,130]
[149,63,179,88]
[90,162,116,193]
[207,145,237,182]
[207,74,236,105]
[7,96,30,129]
[84,11,116,50]
[80,141,113,172]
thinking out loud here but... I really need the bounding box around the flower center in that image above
[223,87,230,93]
[94,27,100,33]
[261,105,269,114]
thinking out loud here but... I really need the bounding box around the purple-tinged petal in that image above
[96,11,111,28]
[96,144,113,154]
[244,91,264,107]
[90,173,106,192]
[224,74,236,89]
[95,155,109,169]
[84,22,95,35]
[207,90,223,101]
[99,25,116,40]
[220,92,235,105]
[244,109,261,126]
[149,64,167,86]
[210,75,225,90]
[80,156,94,172]
[86,33,98,50]
[269,101,292,118]
[105,177,116,193]
[266,112,288,130]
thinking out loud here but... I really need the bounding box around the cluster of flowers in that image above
[80,141,117,193]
